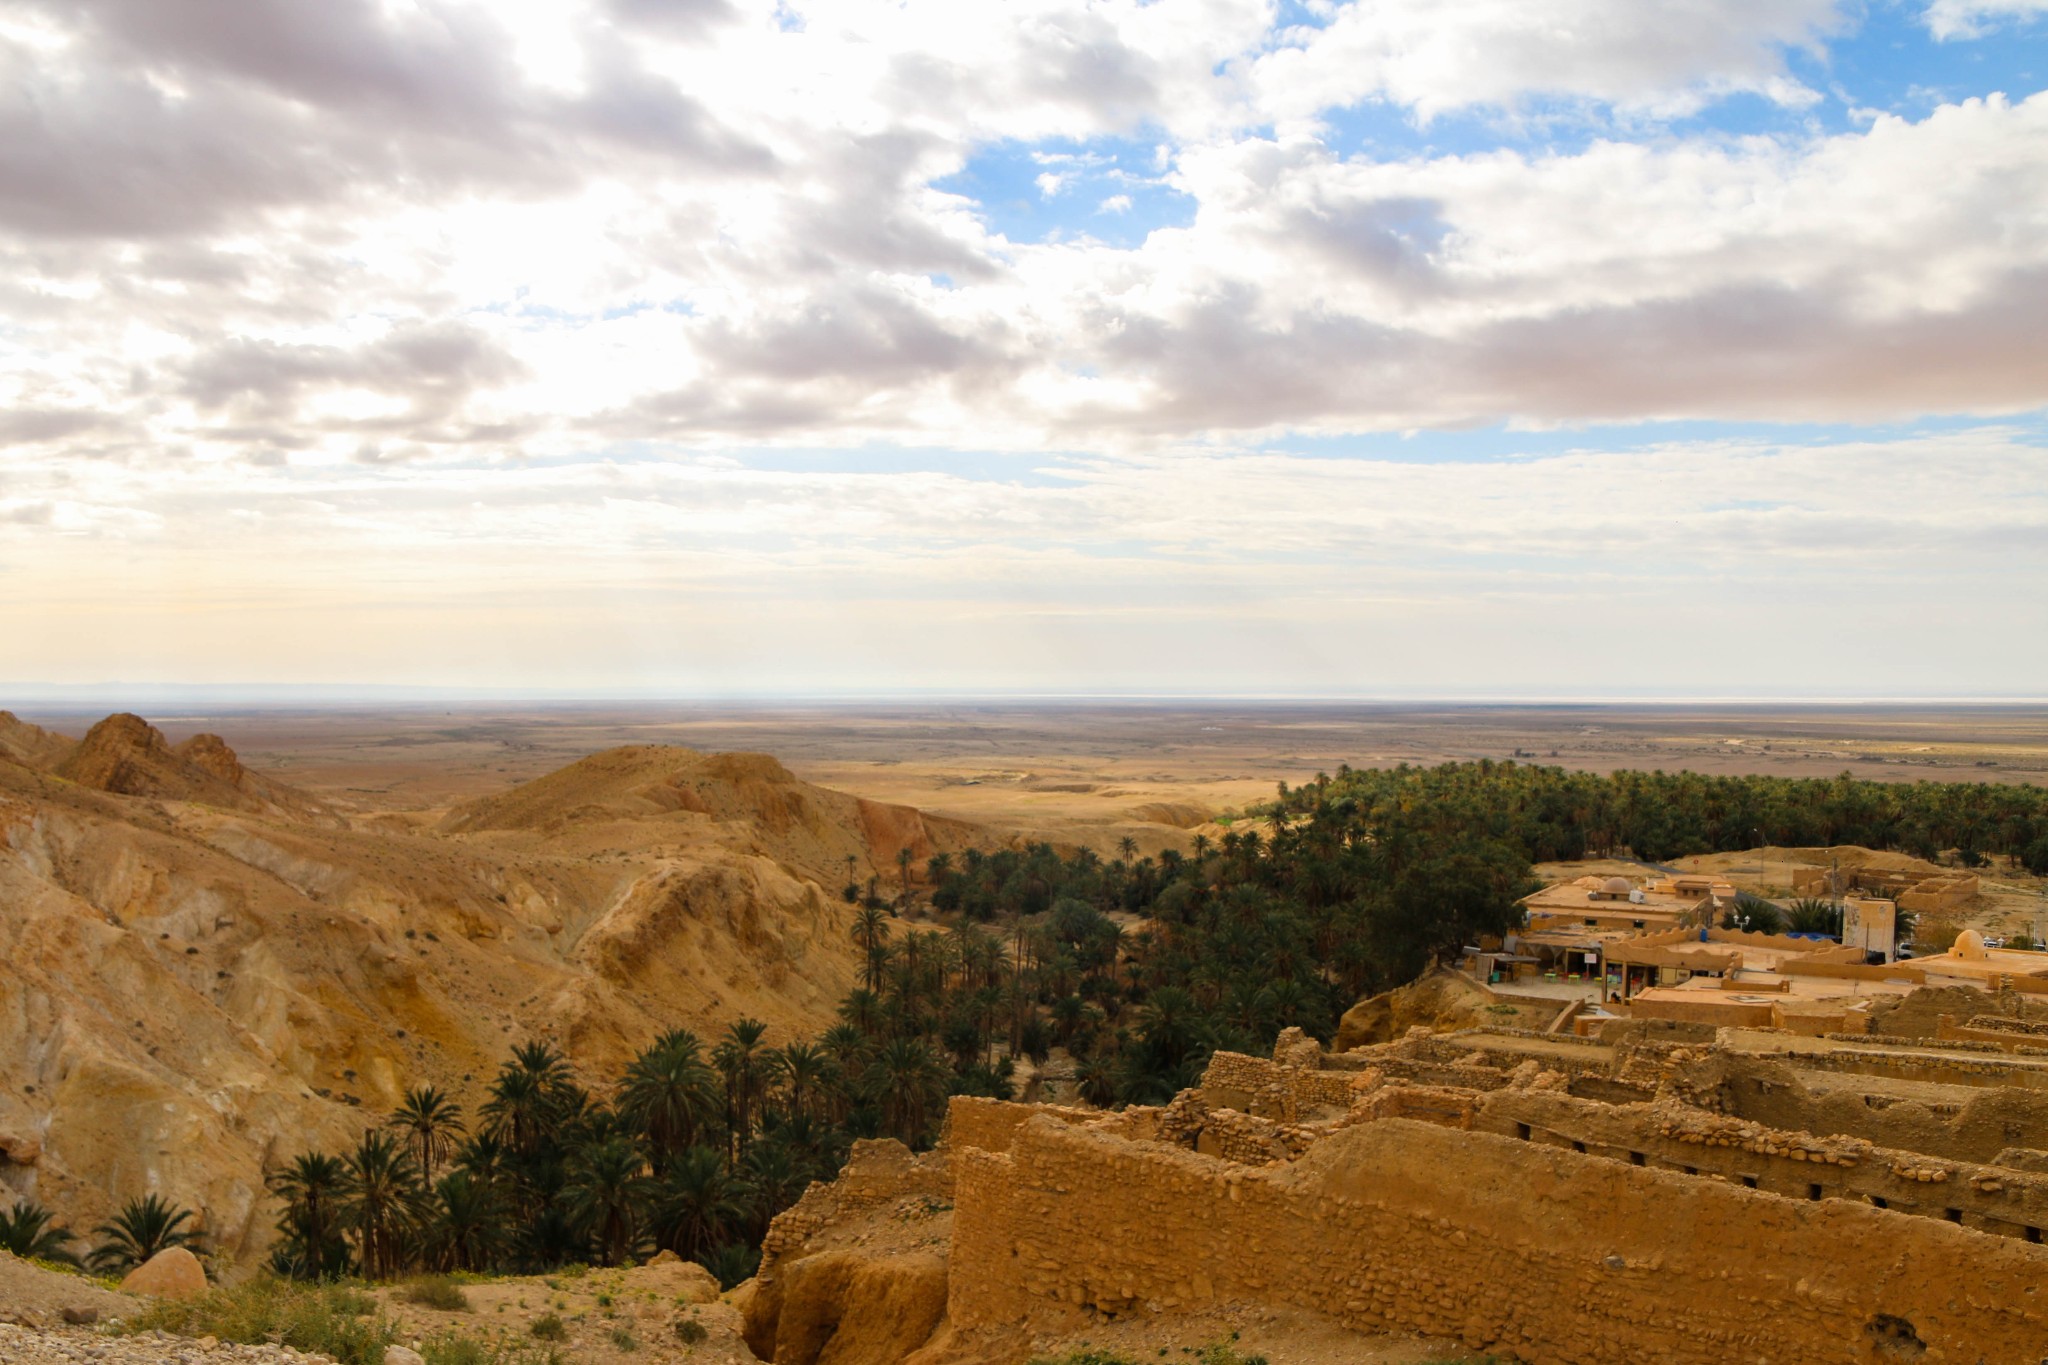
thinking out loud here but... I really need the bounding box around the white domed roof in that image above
[1602,877,1633,896]
[1955,929,1987,960]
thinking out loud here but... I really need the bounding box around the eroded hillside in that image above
[0,714,986,1265]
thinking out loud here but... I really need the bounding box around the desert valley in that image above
[4,704,2048,1363]
[5,0,2047,1359]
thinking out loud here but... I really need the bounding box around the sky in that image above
[1,0,2045,700]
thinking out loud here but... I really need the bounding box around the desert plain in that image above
[15,699,2047,835]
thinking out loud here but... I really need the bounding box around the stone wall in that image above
[946,1110,2048,1365]
[1473,1087,2048,1241]
[1198,1050,1360,1120]
[942,1095,1107,1157]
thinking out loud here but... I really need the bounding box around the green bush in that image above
[609,1324,639,1351]
[1026,1350,1139,1365]
[131,1277,397,1365]
[674,1318,708,1345]
[401,1276,473,1312]
[528,1312,567,1342]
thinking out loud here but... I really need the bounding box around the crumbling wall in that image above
[944,1096,1108,1155]
[947,1113,2048,1365]
[1474,1088,2048,1239]
[1720,1062,2048,1166]
[1198,1050,1360,1119]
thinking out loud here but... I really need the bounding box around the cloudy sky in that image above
[1,0,2044,698]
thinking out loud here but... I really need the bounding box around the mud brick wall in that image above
[1198,1050,1359,1119]
[1473,1088,2048,1241]
[947,1114,2048,1365]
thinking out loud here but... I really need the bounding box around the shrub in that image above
[131,1277,397,1365]
[609,1325,639,1351]
[1026,1351,1138,1365]
[528,1312,567,1342]
[674,1318,708,1346]
[401,1276,472,1312]
[419,1331,572,1365]
[1193,1343,1269,1365]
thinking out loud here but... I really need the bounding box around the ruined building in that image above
[745,1010,2048,1365]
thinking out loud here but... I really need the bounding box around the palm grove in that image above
[6,760,2042,1284]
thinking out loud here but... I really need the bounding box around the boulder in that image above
[384,1347,427,1365]
[118,1246,208,1300]
[631,1253,722,1304]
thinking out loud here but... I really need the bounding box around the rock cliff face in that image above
[0,720,987,1268]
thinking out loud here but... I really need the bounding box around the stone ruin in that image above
[744,1022,2048,1365]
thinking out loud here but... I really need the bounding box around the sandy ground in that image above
[1015,1303,1476,1365]
[367,1261,750,1365]
[12,703,2046,842]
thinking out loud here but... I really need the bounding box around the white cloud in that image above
[0,428,2041,692]
[1246,0,1840,125]
[1,0,2045,692]
[1923,0,2048,39]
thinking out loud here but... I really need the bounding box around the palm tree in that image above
[421,1168,506,1274]
[1074,1054,1118,1108]
[852,905,891,991]
[389,1085,465,1181]
[268,1152,353,1281]
[619,1030,718,1176]
[713,1019,770,1158]
[562,1136,653,1268]
[452,1131,506,1188]
[88,1194,198,1275]
[340,1130,425,1279]
[1118,835,1139,862]
[896,846,916,909]
[836,987,883,1037]
[866,1037,947,1149]
[0,1201,80,1267]
[653,1146,746,1261]
[740,1140,811,1240]
[773,1042,830,1124]
[482,1041,570,1156]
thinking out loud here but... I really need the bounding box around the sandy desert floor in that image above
[11,702,2045,840]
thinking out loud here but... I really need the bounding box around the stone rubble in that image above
[0,1324,336,1365]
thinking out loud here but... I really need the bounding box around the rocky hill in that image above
[0,717,988,1268]
[0,712,75,771]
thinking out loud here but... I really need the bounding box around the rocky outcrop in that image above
[766,1250,949,1365]
[118,1247,208,1300]
[744,1139,953,1365]
[52,715,332,824]
[1334,968,1498,1050]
